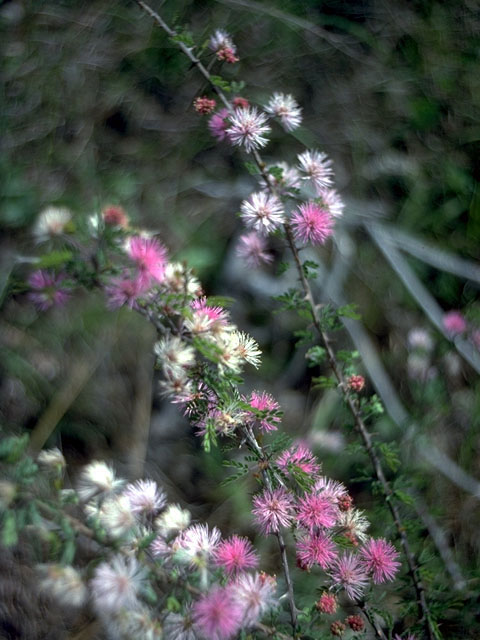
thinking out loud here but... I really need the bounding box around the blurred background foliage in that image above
[1,0,480,635]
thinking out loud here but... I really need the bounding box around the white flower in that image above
[317,187,345,217]
[231,572,277,626]
[407,328,434,352]
[155,504,191,538]
[174,523,221,566]
[163,611,197,640]
[337,508,370,543]
[260,162,302,195]
[265,93,302,131]
[90,555,146,614]
[209,29,235,52]
[226,107,271,152]
[97,495,136,539]
[229,331,262,368]
[38,565,87,608]
[123,479,167,517]
[77,460,123,502]
[297,149,334,193]
[314,476,348,502]
[33,206,72,241]
[37,447,66,469]
[154,336,196,374]
[240,191,285,235]
[163,262,202,297]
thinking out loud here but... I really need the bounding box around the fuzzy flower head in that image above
[209,29,236,53]
[208,108,231,142]
[190,297,231,334]
[260,161,302,195]
[297,491,339,531]
[214,535,259,575]
[247,390,281,432]
[193,585,243,640]
[175,523,221,567]
[33,206,72,241]
[38,564,87,608]
[443,310,467,336]
[97,494,136,539]
[90,555,146,614]
[240,191,285,235]
[360,538,400,583]
[407,327,434,352]
[291,201,335,246]
[164,261,203,297]
[265,93,302,131]
[123,479,166,517]
[296,532,338,569]
[155,503,191,538]
[314,476,348,503]
[226,107,271,152]
[77,460,123,502]
[316,187,345,218]
[316,591,337,614]
[28,270,70,311]
[37,447,66,471]
[297,149,334,192]
[337,508,370,545]
[163,611,197,640]
[252,487,295,535]
[236,232,273,267]
[154,336,196,375]
[194,96,217,115]
[330,552,369,601]
[102,204,129,227]
[105,273,147,309]
[229,331,262,368]
[127,235,168,285]
[231,572,277,627]
[277,442,321,477]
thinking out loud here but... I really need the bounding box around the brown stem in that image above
[357,602,388,640]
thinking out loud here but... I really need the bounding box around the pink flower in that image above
[226,107,271,152]
[191,297,230,328]
[247,391,281,432]
[123,479,166,516]
[236,232,273,267]
[214,535,259,575]
[330,552,369,601]
[316,591,337,614]
[291,202,334,246]
[252,487,295,535]
[296,532,338,569]
[443,310,467,336]
[208,108,231,141]
[360,538,400,583]
[127,235,168,285]
[296,492,339,531]
[216,47,239,63]
[193,586,243,640]
[240,191,284,235]
[28,270,70,311]
[102,205,129,227]
[297,149,334,192]
[231,572,277,626]
[277,443,321,477]
[194,96,217,114]
[105,273,146,309]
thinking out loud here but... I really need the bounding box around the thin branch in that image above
[357,602,388,640]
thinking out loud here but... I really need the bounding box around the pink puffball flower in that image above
[127,235,168,285]
[105,273,147,309]
[123,479,166,517]
[193,585,243,640]
[247,390,281,432]
[190,297,230,331]
[297,149,334,192]
[28,270,70,311]
[236,232,273,267]
[296,532,338,569]
[226,107,271,153]
[316,591,337,614]
[360,538,400,583]
[240,191,285,235]
[252,487,295,535]
[291,202,334,246]
[208,108,231,142]
[265,92,302,132]
[330,552,369,601]
[443,310,467,336]
[314,476,348,504]
[296,491,339,531]
[214,535,259,575]
[277,442,321,477]
[231,572,277,626]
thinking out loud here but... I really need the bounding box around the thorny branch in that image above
[133,1,434,637]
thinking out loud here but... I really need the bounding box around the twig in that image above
[357,602,388,640]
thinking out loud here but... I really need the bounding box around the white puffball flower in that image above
[155,503,191,538]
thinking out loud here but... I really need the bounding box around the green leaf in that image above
[209,75,231,91]
[170,31,195,47]
[0,434,30,463]
[2,511,18,547]
[394,489,415,506]
[244,161,260,176]
[167,596,182,613]
[61,538,76,565]
[306,345,326,367]
[268,165,284,181]
[37,250,74,269]
[294,328,314,346]
[337,303,361,320]
[276,261,290,276]
[302,259,319,279]
[311,375,336,389]
[378,442,400,472]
